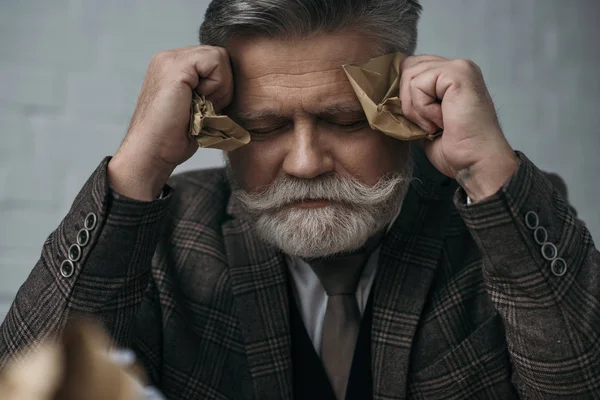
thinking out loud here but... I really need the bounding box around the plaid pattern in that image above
[1,148,599,399]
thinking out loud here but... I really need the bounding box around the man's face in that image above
[225,32,413,257]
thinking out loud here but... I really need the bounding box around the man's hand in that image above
[108,46,233,200]
[399,55,518,202]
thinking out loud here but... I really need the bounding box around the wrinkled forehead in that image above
[226,32,378,115]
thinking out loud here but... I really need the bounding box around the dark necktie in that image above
[307,235,382,399]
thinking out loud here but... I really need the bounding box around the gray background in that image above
[1,0,599,320]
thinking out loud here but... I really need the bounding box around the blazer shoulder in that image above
[543,172,568,199]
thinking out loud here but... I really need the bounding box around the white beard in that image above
[250,200,398,258]
[230,161,413,258]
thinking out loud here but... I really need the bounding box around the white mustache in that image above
[234,172,413,213]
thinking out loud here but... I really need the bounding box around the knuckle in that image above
[215,46,229,59]
[454,58,480,74]
[400,74,413,91]
[203,45,228,60]
[409,76,419,89]
[403,62,417,75]
[402,55,416,65]
[151,50,176,69]
[152,50,171,62]
[217,51,231,71]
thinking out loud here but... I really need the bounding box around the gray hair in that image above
[199,0,422,55]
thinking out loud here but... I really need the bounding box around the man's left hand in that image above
[399,55,518,202]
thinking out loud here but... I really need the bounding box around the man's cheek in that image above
[228,147,280,192]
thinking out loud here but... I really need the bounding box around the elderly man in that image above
[1,0,599,399]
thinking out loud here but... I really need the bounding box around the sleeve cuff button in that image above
[77,229,90,246]
[525,211,539,230]
[551,258,567,276]
[84,213,98,230]
[68,244,82,262]
[60,260,75,278]
[533,226,548,245]
[541,242,558,261]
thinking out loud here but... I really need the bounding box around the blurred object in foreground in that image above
[0,318,162,400]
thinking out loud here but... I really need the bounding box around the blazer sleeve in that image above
[0,157,172,368]
[455,152,600,398]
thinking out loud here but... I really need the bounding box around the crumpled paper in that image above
[188,93,251,151]
[0,319,151,400]
[343,52,442,141]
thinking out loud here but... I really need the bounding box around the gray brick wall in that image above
[1,0,599,321]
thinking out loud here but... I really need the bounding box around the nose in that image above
[282,121,334,179]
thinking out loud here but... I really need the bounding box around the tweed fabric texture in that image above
[1,148,599,399]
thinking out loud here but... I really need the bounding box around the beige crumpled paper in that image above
[188,93,251,151]
[0,319,145,400]
[343,52,442,141]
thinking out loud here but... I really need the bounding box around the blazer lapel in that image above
[371,147,457,400]
[222,196,293,400]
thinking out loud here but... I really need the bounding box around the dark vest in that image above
[289,289,374,400]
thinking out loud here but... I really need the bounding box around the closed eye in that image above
[324,119,369,131]
[248,123,292,139]
[250,127,280,134]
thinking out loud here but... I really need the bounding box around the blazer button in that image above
[77,229,90,247]
[551,258,567,276]
[68,244,82,262]
[84,213,98,230]
[525,211,539,230]
[60,259,75,278]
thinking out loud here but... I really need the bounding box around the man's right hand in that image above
[108,46,234,201]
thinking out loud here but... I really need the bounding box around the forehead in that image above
[226,32,380,115]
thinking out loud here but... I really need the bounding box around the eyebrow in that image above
[230,102,364,123]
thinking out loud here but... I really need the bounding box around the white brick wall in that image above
[1,0,599,321]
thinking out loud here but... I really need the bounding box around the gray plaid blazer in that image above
[1,148,599,399]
